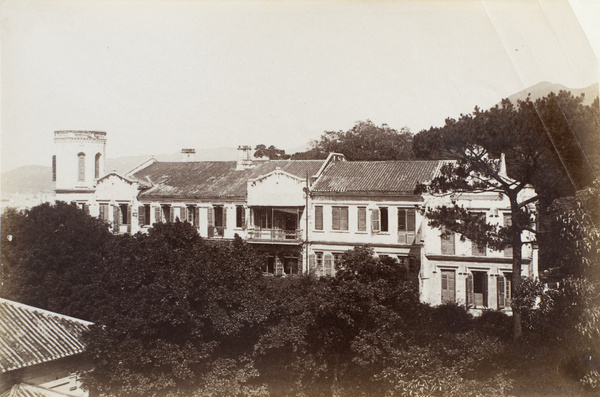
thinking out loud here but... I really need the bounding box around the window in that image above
[498,272,512,308]
[440,226,455,255]
[467,271,488,307]
[139,205,151,226]
[95,153,101,179]
[283,254,300,275]
[323,253,334,276]
[209,205,226,236]
[333,253,342,269]
[471,213,487,256]
[119,204,130,225]
[441,270,455,303]
[380,207,389,232]
[161,205,171,223]
[99,204,110,221]
[254,208,272,229]
[77,153,85,182]
[357,207,366,231]
[52,155,56,182]
[187,205,199,227]
[315,206,323,230]
[332,206,348,230]
[236,206,245,228]
[503,213,513,257]
[398,208,416,243]
[315,252,323,272]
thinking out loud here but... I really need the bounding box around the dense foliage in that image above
[291,120,415,161]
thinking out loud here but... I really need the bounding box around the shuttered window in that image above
[154,206,162,223]
[208,207,214,237]
[324,253,333,276]
[441,270,455,303]
[357,207,366,231]
[315,206,323,230]
[236,206,245,228]
[498,272,512,308]
[332,207,348,230]
[440,226,455,255]
[371,209,380,232]
[398,208,416,243]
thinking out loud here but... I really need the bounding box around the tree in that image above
[81,226,269,396]
[0,202,114,318]
[414,92,599,340]
[253,144,290,160]
[292,120,415,160]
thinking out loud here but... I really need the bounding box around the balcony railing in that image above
[247,228,303,242]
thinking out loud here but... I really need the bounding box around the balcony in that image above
[247,228,303,243]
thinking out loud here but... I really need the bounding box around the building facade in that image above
[52,131,538,312]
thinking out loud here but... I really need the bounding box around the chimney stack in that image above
[181,148,196,162]
[236,145,254,170]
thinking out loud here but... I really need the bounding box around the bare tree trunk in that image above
[511,202,524,341]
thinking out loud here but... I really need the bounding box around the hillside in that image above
[506,81,598,105]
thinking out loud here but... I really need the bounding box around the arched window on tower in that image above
[95,153,101,179]
[52,155,56,181]
[78,152,85,182]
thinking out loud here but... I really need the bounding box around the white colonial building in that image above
[52,131,538,312]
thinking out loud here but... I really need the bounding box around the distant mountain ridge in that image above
[506,81,598,106]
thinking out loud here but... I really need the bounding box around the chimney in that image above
[236,145,254,170]
[181,148,196,162]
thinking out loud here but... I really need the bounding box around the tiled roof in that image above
[0,299,92,373]
[311,160,445,194]
[132,160,325,200]
[0,384,70,397]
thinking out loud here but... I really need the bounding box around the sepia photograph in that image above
[1,0,599,396]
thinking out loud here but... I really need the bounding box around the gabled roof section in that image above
[132,159,326,200]
[96,171,137,185]
[0,299,92,373]
[311,160,446,195]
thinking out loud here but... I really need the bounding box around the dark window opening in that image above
[380,207,389,232]
[236,206,245,228]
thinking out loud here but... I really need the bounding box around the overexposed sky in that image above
[1,0,598,171]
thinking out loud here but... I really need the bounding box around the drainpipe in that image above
[305,172,310,274]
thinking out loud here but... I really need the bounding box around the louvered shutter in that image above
[138,206,145,226]
[332,207,340,230]
[309,254,315,270]
[241,207,246,229]
[315,206,323,230]
[466,273,474,305]
[483,274,489,307]
[223,207,227,230]
[208,207,214,237]
[340,207,348,230]
[398,209,406,243]
[324,254,333,276]
[113,206,120,231]
[194,207,200,227]
[155,206,161,224]
[84,204,90,215]
[498,275,505,308]
[126,206,132,233]
[357,207,366,231]
[406,209,416,244]
[441,228,455,255]
[371,209,380,232]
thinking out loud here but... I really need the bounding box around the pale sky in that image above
[1,0,598,172]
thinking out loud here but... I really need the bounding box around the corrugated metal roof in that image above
[132,160,325,200]
[1,384,70,397]
[0,299,92,373]
[311,160,445,194]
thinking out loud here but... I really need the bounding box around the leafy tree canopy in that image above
[254,144,290,160]
[291,120,415,161]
